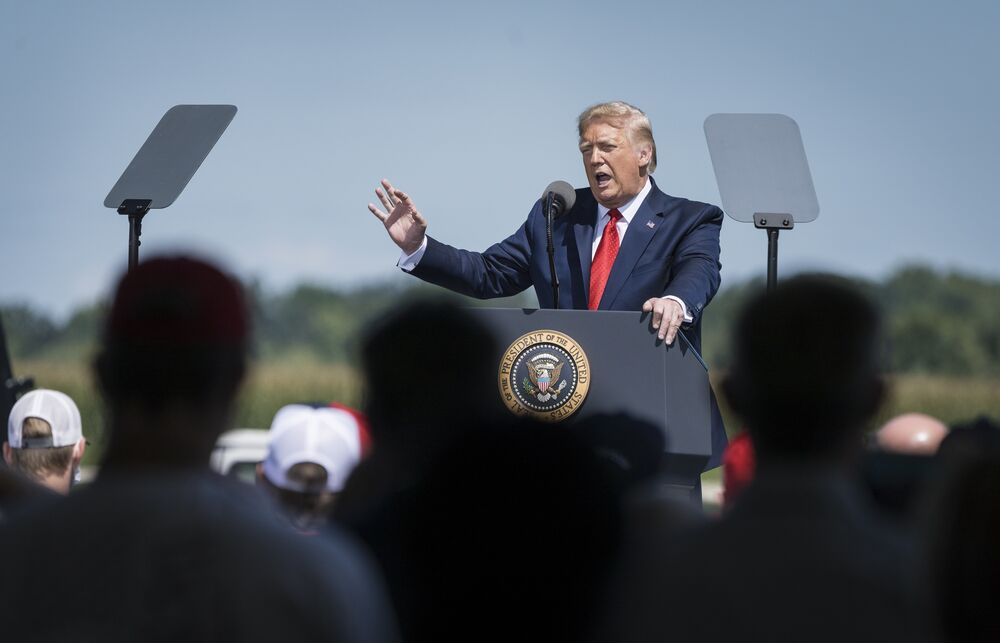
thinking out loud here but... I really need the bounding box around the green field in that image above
[13,356,1000,467]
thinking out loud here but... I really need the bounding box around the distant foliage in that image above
[247,280,535,364]
[882,267,1000,375]
[1,304,58,357]
[3,264,998,376]
[3,279,534,366]
[248,281,407,364]
[701,265,1000,376]
[4,266,998,451]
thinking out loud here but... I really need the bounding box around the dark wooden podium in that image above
[469,308,712,495]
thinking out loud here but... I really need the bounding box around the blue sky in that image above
[2,0,998,319]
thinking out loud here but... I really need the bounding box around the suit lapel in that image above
[571,192,597,298]
[599,181,666,309]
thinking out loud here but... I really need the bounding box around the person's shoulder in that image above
[0,490,71,553]
[246,522,399,641]
[643,177,715,211]
[650,186,722,219]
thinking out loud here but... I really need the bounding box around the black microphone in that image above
[541,181,575,309]
[542,180,577,219]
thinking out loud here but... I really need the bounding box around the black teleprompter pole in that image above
[754,213,794,292]
[117,199,152,272]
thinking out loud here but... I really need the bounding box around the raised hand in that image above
[367,178,427,255]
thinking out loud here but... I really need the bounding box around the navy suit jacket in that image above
[411,178,728,468]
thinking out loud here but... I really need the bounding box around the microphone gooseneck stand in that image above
[545,192,560,309]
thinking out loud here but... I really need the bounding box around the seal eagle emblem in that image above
[498,330,591,422]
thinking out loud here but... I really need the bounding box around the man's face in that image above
[579,119,652,209]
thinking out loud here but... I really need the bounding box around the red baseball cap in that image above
[104,256,248,346]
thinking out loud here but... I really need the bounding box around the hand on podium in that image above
[643,296,684,344]
[367,178,427,255]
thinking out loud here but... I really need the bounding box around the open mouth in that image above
[595,172,612,187]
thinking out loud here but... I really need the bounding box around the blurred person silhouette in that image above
[350,419,622,643]
[0,256,397,643]
[573,412,665,489]
[258,403,368,533]
[575,412,705,552]
[333,299,498,526]
[935,415,1000,463]
[924,423,1000,643]
[4,388,86,494]
[599,275,933,643]
[0,460,56,520]
[862,412,949,522]
[922,416,1000,642]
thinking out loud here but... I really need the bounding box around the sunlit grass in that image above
[877,373,1000,426]
[234,358,362,429]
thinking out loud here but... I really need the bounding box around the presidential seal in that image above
[498,330,591,422]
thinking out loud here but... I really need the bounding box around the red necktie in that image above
[588,209,622,310]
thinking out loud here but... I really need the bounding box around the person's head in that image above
[258,404,366,530]
[360,299,497,452]
[936,416,1000,465]
[925,453,1000,643]
[390,420,622,643]
[4,389,86,494]
[94,256,249,470]
[577,101,656,209]
[876,413,949,455]
[723,275,885,468]
[573,412,665,490]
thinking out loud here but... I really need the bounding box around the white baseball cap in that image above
[262,404,364,493]
[7,389,83,449]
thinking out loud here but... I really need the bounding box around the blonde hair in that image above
[577,101,657,173]
[9,416,75,479]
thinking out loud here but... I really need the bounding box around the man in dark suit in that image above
[367,101,726,464]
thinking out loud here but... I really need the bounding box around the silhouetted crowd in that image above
[1,255,997,643]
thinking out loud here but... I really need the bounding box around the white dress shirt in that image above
[591,179,691,321]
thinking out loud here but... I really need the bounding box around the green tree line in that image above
[5,264,1000,376]
[2,280,535,366]
[701,266,1000,376]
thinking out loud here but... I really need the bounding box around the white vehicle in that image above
[210,428,269,484]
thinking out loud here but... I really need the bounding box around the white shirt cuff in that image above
[397,237,429,272]
[663,295,693,323]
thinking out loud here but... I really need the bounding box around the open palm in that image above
[367,178,427,255]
